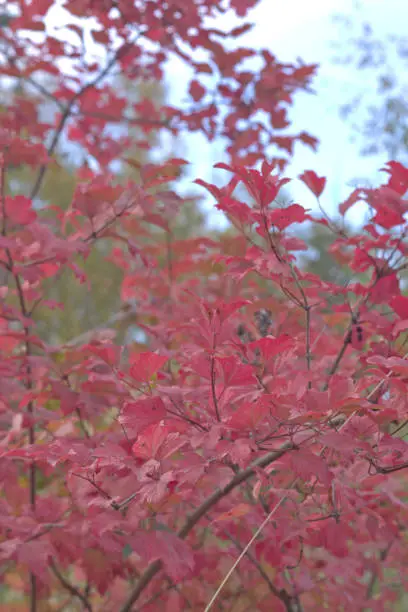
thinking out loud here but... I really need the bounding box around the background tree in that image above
[331,4,408,164]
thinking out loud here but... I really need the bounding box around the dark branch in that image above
[119,441,295,611]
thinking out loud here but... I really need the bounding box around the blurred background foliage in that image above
[332,2,408,165]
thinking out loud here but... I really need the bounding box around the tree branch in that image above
[118,441,295,612]
[210,354,221,421]
[50,559,93,612]
[6,252,37,610]
[29,35,141,201]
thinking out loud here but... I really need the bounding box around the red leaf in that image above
[391,295,408,318]
[230,0,259,17]
[91,29,110,44]
[164,157,189,166]
[382,357,408,376]
[382,161,408,195]
[216,196,254,225]
[194,62,213,74]
[119,397,167,436]
[299,170,326,198]
[194,178,222,200]
[320,432,371,454]
[298,131,319,151]
[213,162,235,173]
[314,520,352,557]
[268,203,307,230]
[373,206,404,229]
[131,422,186,460]
[128,351,168,381]
[146,28,166,42]
[393,319,408,336]
[131,531,195,582]
[249,334,293,360]
[290,450,332,485]
[339,188,363,215]
[230,23,253,37]
[226,399,270,430]
[4,195,37,225]
[219,356,256,387]
[15,539,54,580]
[189,80,206,102]
[218,299,250,322]
[370,273,400,304]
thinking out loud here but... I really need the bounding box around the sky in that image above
[42,0,408,228]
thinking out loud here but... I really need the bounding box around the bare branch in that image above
[119,441,295,612]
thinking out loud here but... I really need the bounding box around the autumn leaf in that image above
[268,203,307,230]
[299,170,326,198]
[128,351,168,382]
[119,397,167,436]
[391,295,408,318]
[189,79,206,102]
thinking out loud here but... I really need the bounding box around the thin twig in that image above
[29,35,141,201]
[223,525,295,609]
[210,354,221,421]
[50,559,93,612]
[118,441,296,612]
[204,483,295,612]
[6,252,37,609]
[305,305,312,389]
[204,394,376,611]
